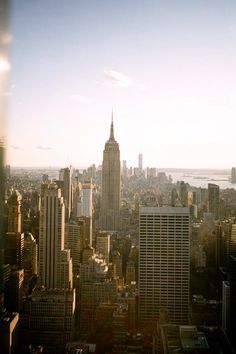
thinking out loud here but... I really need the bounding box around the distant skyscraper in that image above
[208,183,220,220]
[100,117,121,231]
[7,190,22,233]
[179,181,188,207]
[80,180,93,218]
[138,153,143,170]
[122,160,127,178]
[65,220,81,277]
[231,167,236,184]
[6,190,24,269]
[23,232,38,276]
[96,231,110,264]
[59,167,72,221]
[76,180,93,243]
[39,183,72,289]
[139,206,190,328]
[5,232,24,269]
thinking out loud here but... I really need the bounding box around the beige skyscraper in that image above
[7,190,22,233]
[100,117,121,231]
[39,183,72,289]
[6,190,24,269]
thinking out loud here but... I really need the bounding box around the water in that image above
[162,169,236,189]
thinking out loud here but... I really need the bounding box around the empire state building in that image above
[100,117,121,231]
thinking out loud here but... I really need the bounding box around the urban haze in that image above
[1,1,236,354]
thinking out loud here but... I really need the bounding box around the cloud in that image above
[97,69,149,91]
[11,145,20,150]
[36,145,52,151]
[104,70,133,87]
[70,94,91,104]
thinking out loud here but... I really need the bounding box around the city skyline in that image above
[5,0,236,169]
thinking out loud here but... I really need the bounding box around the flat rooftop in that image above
[140,206,190,215]
[161,324,210,354]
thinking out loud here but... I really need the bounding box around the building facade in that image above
[100,118,120,231]
[39,183,72,289]
[96,231,110,264]
[139,206,190,328]
[7,190,22,234]
[208,183,220,220]
[20,288,75,354]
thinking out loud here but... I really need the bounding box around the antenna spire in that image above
[109,110,115,141]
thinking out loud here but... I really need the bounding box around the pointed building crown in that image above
[109,110,115,141]
[109,111,115,141]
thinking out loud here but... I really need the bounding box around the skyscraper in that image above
[231,167,236,184]
[100,117,121,231]
[59,167,72,221]
[7,190,22,233]
[80,180,93,217]
[138,153,143,171]
[96,231,110,264]
[39,183,72,289]
[77,180,93,244]
[179,181,188,207]
[139,206,190,328]
[208,183,220,220]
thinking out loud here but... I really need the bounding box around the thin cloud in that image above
[97,70,149,91]
[11,145,20,150]
[70,94,91,104]
[36,145,52,151]
[104,70,133,87]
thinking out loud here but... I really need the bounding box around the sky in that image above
[5,0,236,168]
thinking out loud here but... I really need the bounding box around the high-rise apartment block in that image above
[139,206,190,328]
[100,118,120,231]
[39,183,72,289]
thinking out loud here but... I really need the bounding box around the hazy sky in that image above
[6,0,236,168]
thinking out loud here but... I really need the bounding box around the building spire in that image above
[109,110,115,141]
